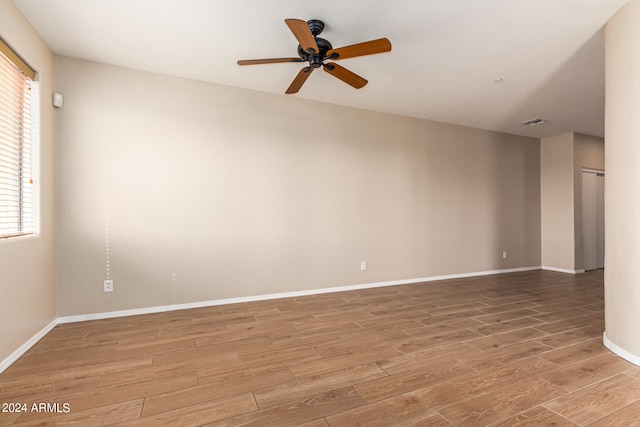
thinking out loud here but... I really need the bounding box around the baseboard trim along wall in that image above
[56,266,542,324]
[0,320,58,374]
[542,266,585,274]
[603,331,640,367]
[2,265,545,373]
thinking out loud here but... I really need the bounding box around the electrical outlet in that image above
[360,261,367,271]
[502,251,508,259]
[104,279,113,292]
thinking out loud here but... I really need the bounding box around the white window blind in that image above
[0,39,35,238]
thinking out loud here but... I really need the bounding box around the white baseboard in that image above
[57,266,542,324]
[542,266,583,274]
[3,265,541,373]
[603,331,640,367]
[0,319,58,374]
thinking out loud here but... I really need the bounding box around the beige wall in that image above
[604,0,640,361]
[573,133,605,271]
[0,0,56,362]
[540,132,604,273]
[55,57,541,316]
[540,133,575,271]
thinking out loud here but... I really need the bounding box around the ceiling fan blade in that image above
[323,63,367,89]
[327,38,392,60]
[237,58,304,65]
[285,19,319,54]
[286,67,314,94]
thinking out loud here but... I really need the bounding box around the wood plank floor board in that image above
[0,358,66,379]
[540,352,636,392]
[11,343,117,367]
[254,363,387,409]
[204,386,367,427]
[60,338,197,369]
[465,327,548,351]
[494,406,578,426]
[402,318,485,339]
[235,342,323,366]
[354,356,473,402]
[471,308,542,325]
[13,399,144,426]
[458,340,554,371]
[377,342,477,375]
[544,373,640,425]
[311,309,375,322]
[142,366,294,416]
[252,310,318,324]
[227,319,301,337]
[624,367,640,379]
[354,313,424,331]
[586,399,640,426]
[532,314,600,334]
[368,301,441,316]
[533,324,604,349]
[0,357,154,399]
[196,360,297,389]
[270,334,346,356]
[115,393,257,427]
[419,301,492,316]
[530,307,595,322]
[191,312,259,326]
[478,294,540,307]
[583,302,604,313]
[93,355,233,390]
[288,344,405,377]
[9,374,198,424]
[287,318,365,335]
[338,326,417,347]
[392,328,484,354]
[193,335,273,355]
[307,329,411,357]
[29,335,121,354]
[471,316,545,336]
[437,376,566,426]
[151,346,240,366]
[403,413,455,426]
[326,382,464,426]
[153,321,254,342]
[538,337,608,366]
[415,309,489,327]
[1,412,22,426]
[4,270,640,426]
[150,323,221,339]
[193,328,279,348]
[297,419,331,427]
[94,372,199,399]
[475,300,543,315]
[449,356,560,397]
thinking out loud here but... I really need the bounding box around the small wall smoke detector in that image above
[520,118,546,127]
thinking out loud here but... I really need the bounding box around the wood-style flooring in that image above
[2,269,640,426]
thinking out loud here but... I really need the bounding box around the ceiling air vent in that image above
[520,118,546,127]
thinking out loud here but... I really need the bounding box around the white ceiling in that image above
[14,0,629,139]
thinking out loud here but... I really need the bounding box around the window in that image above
[0,39,35,239]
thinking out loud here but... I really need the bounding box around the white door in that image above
[582,170,605,271]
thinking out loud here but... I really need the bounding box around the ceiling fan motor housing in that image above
[297,36,333,68]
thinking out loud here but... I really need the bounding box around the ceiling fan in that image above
[237,19,392,94]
